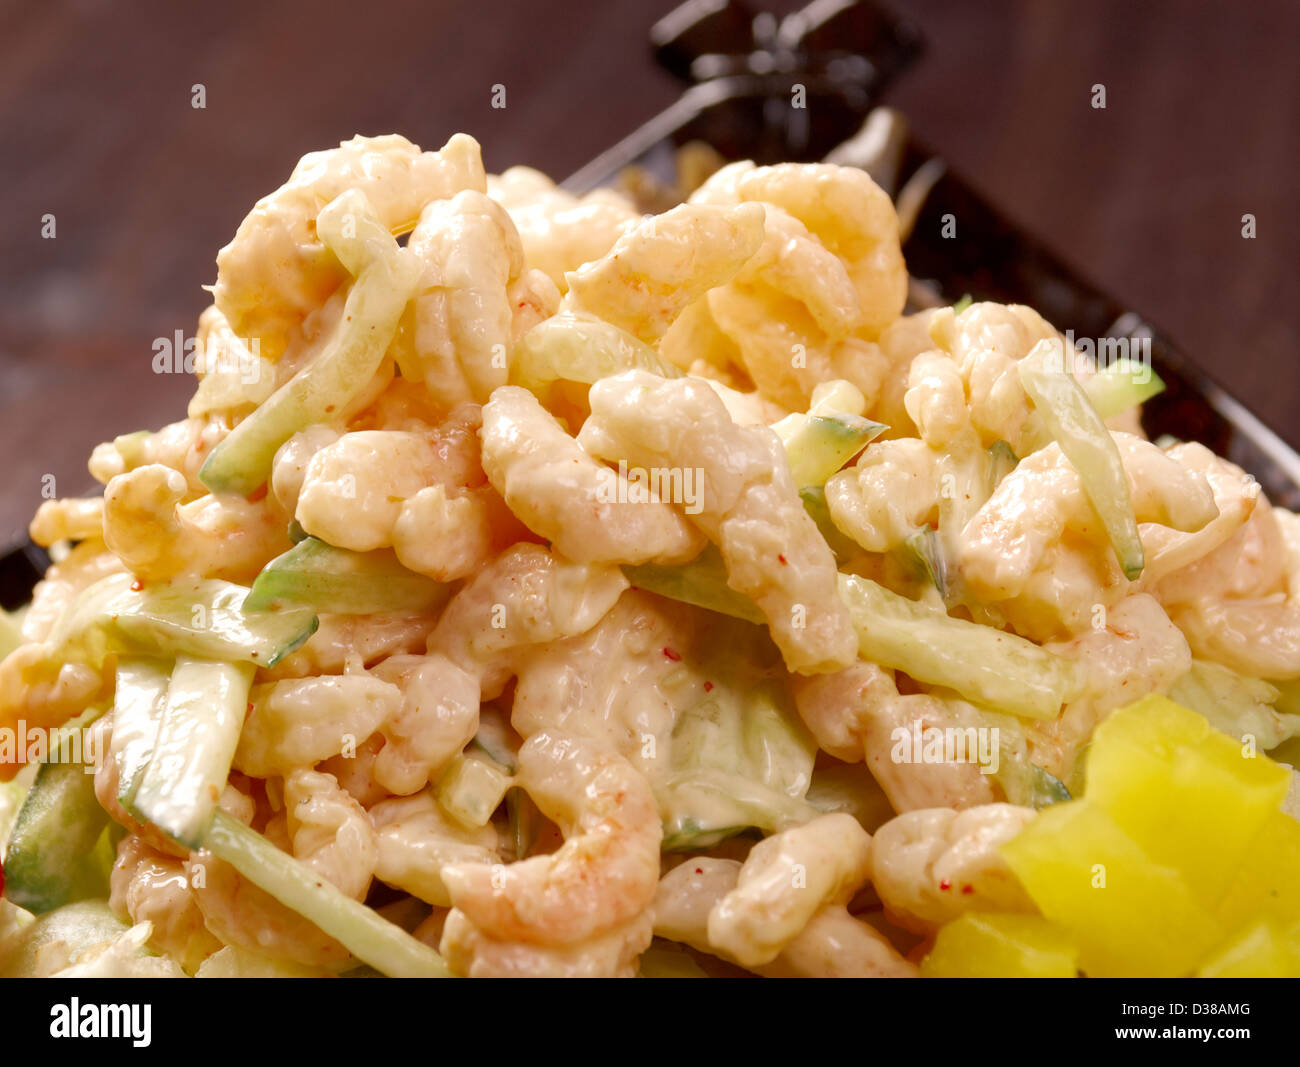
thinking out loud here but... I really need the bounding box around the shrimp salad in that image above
[1,133,1297,979]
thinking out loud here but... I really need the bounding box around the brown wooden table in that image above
[1,0,1295,544]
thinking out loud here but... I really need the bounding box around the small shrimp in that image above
[109,834,221,974]
[707,813,873,966]
[869,803,1036,933]
[427,543,629,698]
[579,370,856,674]
[103,464,292,582]
[370,789,501,907]
[440,730,662,946]
[261,612,439,680]
[89,415,231,498]
[233,673,402,778]
[488,166,638,290]
[29,496,104,548]
[824,438,942,553]
[283,768,378,901]
[564,202,766,344]
[479,385,706,565]
[652,857,915,977]
[19,539,126,644]
[214,133,485,360]
[0,646,109,781]
[368,653,480,797]
[440,907,652,978]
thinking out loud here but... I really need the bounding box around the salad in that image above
[0,132,1297,978]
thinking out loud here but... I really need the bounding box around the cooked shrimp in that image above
[440,730,662,946]
[440,907,652,978]
[370,789,501,907]
[283,768,378,901]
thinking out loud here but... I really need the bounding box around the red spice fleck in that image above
[960,884,974,895]
[695,868,704,875]
[324,404,336,414]
[703,681,714,692]
[938,879,952,891]
[777,553,788,565]
[662,647,681,662]
[130,579,144,592]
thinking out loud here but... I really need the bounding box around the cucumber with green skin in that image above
[1082,358,1165,420]
[1018,342,1144,579]
[111,658,171,806]
[244,537,452,616]
[202,809,453,978]
[51,572,317,669]
[129,657,256,849]
[799,485,861,563]
[837,572,1081,721]
[624,545,765,625]
[777,413,886,487]
[4,717,113,914]
[0,900,129,977]
[986,439,1019,495]
[511,312,682,394]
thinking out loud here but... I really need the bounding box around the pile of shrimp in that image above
[9,132,1300,978]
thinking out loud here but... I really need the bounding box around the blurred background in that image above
[0,0,1296,545]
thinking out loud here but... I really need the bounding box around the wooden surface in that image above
[1,0,1296,544]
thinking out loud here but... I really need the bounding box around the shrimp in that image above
[440,908,653,978]
[368,653,480,797]
[0,645,109,781]
[370,789,501,907]
[652,857,915,977]
[564,202,766,344]
[283,768,378,901]
[427,543,629,698]
[19,539,125,644]
[109,834,221,974]
[102,464,292,582]
[1028,593,1191,779]
[89,415,230,497]
[400,191,539,408]
[29,496,104,548]
[270,425,341,517]
[578,370,856,674]
[487,166,638,290]
[959,433,1218,602]
[233,673,402,778]
[824,438,942,553]
[791,662,999,811]
[440,730,662,946]
[214,133,485,360]
[263,611,439,680]
[479,385,706,565]
[707,813,873,966]
[869,804,1036,933]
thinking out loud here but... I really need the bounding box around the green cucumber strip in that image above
[199,243,419,495]
[837,573,1080,720]
[902,527,948,598]
[511,312,682,394]
[507,787,536,861]
[637,943,710,978]
[987,439,1019,495]
[130,657,256,848]
[0,900,130,978]
[53,573,317,669]
[799,485,861,563]
[1027,764,1072,808]
[286,519,310,544]
[245,537,452,615]
[951,294,973,313]
[1082,358,1165,419]
[777,413,885,487]
[202,809,453,978]
[1171,660,1297,751]
[623,545,765,625]
[111,658,171,806]
[470,716,519,773]
[1018,341,1144,579]
[4,716,111,914]
[660,819,748,852]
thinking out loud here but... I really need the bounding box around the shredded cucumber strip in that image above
[199,197,419,495]
[1018,340,1144,579]
[624,545,765,625]
[1082,358,1165,420]
[51,572,316,669]
[111,658,171,806]
[130,657,255,848]
[203,809,453,978]
[838,573,1079,720]
[245,537,452,615]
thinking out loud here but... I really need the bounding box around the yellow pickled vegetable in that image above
[1198,920,1300,978]
[920,913,1078,978]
